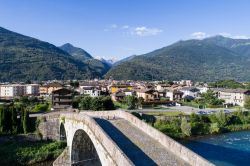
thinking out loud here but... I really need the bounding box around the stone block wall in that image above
[38,114,60,140]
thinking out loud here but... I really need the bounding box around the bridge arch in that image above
[59,123,67,141]
[71,129,101,166]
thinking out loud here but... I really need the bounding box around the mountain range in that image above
[0,27,110,82]
[107,36,250,81]
[1,26,250,82]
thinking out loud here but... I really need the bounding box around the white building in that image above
[0,84,25,98]
[180,87,200,98]
[0,84,40,98]
[197,86,208,94]
[80,86,101,97]
[26,84,40,95]
[218,89,250,107]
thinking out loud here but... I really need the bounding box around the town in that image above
[1,79,250,113]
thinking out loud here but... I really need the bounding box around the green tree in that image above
[91,97,103,111]
[101,96,115,110]
[11,107,18,134]
[79,96,92,110]
[244,96,250,110]
[181,117,191,136]
[122,96,138,110]
[0,107,5,134]
[22,110,30,134]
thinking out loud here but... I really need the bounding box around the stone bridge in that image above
[38,110,214,166]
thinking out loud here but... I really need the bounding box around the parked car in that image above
[196,110,207,115]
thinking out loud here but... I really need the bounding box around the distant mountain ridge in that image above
[0,27,109,81]
[60,43,93,61]
[59,43,111,76]
[106,35,250,81]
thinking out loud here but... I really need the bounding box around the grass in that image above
[0,140,66,166]
[145,111,186,116]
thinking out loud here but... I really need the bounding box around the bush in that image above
[79,96,115,111]
[209,123,220,134]
[181,117,191,136]
[32,103,49,112]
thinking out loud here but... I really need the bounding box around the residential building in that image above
[0,84,25,98]
[52,88,73,110]
[180,87,200,98]
[109,84,133,93]
[166,90,184,101]
[136,89,159,102]
[218,89,250,107]
[40,82,63,96]
[26,84,40,96]
[80,86,101,97]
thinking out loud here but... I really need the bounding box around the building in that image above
[218,89,250,107]
[26,84,40,96]
[52,88,73,110]
[80,86,101,97]
[180,87,200,98]
[111,91,126,101]
[0,84,25,98]
[166,90,184,101]
[40,82,63,96]
[136,89,159,102]
[109,84,133,93]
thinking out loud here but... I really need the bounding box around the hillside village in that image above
[1,79,250,111]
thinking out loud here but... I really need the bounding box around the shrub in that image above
[181,117,191,136]
[209,123,220,134]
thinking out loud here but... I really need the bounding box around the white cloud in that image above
[190,32,209,39]
[104,24,163,37]
[111,24,118,29]
[218,32,250,39]
[131,26,163,37]
[121,25,130,29]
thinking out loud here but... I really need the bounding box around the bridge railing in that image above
[82,110,214,166]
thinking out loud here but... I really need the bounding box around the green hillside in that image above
[106,38,250,81]
[0,27,105,81]
[59,43,111,76]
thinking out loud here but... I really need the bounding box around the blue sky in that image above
[0,0,250,60]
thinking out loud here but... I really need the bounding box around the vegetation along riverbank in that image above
[133,109,250,139]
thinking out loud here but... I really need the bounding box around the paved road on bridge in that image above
[94,117,190,166]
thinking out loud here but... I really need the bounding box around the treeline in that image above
[0,105,32,135]
[73,96,115,111]
[141,109,250,139]
[209,79,250,89]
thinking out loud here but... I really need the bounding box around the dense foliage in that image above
[193,90,224,108]
[151,109,250,139]
[0,140,66,165]
[0,104,36,135]
[0,27,109,81]
[107,36,250,81]
[208,80,245,89]
[78,96,115,111]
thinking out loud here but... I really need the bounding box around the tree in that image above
[0,107,5,134]
[122,96,138,110]
[181,117,191,136]
[101,96,115,110]
[11,107,18,134]
[70,81,79,88]
[91,97,103,111]
[244,96,250,110]
[79,96,92,110]
[22,109,30,134]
